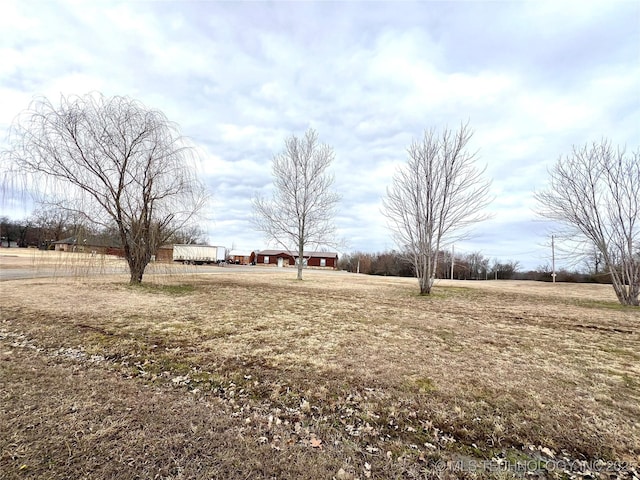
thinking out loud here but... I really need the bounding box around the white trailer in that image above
[172,244,224,265]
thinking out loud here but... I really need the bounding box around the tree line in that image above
[337,250,617,284]
[0,212,207,250]
[338,250,519,280]
[1,209,89,249]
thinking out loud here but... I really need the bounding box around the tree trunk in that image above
[121,231,150,285]
[297,239,304,280]
[129,267,144,285]
[612,281,640,306]
[416,255,433,295]
[631,286,640,307]
[608,261,640,306]
[419,277,432,295]
[127,255,147,284]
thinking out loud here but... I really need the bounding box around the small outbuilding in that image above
[227,250,256,265]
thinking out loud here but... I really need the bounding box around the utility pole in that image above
[551,234,556,283]
[451,244,455,280]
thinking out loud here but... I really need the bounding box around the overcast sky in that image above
[1,0,638,270]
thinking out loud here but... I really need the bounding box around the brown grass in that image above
[1,251,639,479]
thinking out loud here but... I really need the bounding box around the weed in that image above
[414,377,437,394]
[126,283,196,295]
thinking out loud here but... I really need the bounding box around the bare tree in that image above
[382,123,492,294]
[466,251,490,279]
[252,128,340,280]
[580,245,605,276]
[168,224,207,245]
[536,141,639,306]
[3,93,208,284]
[29,206,84,247]
[490,259,520,280]
[0,216,21,248]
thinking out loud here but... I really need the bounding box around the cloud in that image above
[1,0,638,271]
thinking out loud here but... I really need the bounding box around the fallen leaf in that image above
[541,447,555,457]
[336,468,351,480]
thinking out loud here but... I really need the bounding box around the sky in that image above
[1,0,639,271]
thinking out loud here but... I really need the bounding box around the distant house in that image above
[53,235,120,255]
[52,236,173,261]
[256,250,338,269]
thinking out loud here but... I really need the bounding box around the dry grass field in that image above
[1,250,639,479]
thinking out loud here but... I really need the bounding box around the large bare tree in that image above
[536,141,639,306]
[382,123,492,294]
[3,93,208,284]
[252,128,340,280]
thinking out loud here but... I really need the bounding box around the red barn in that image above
[256,250,338,269]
